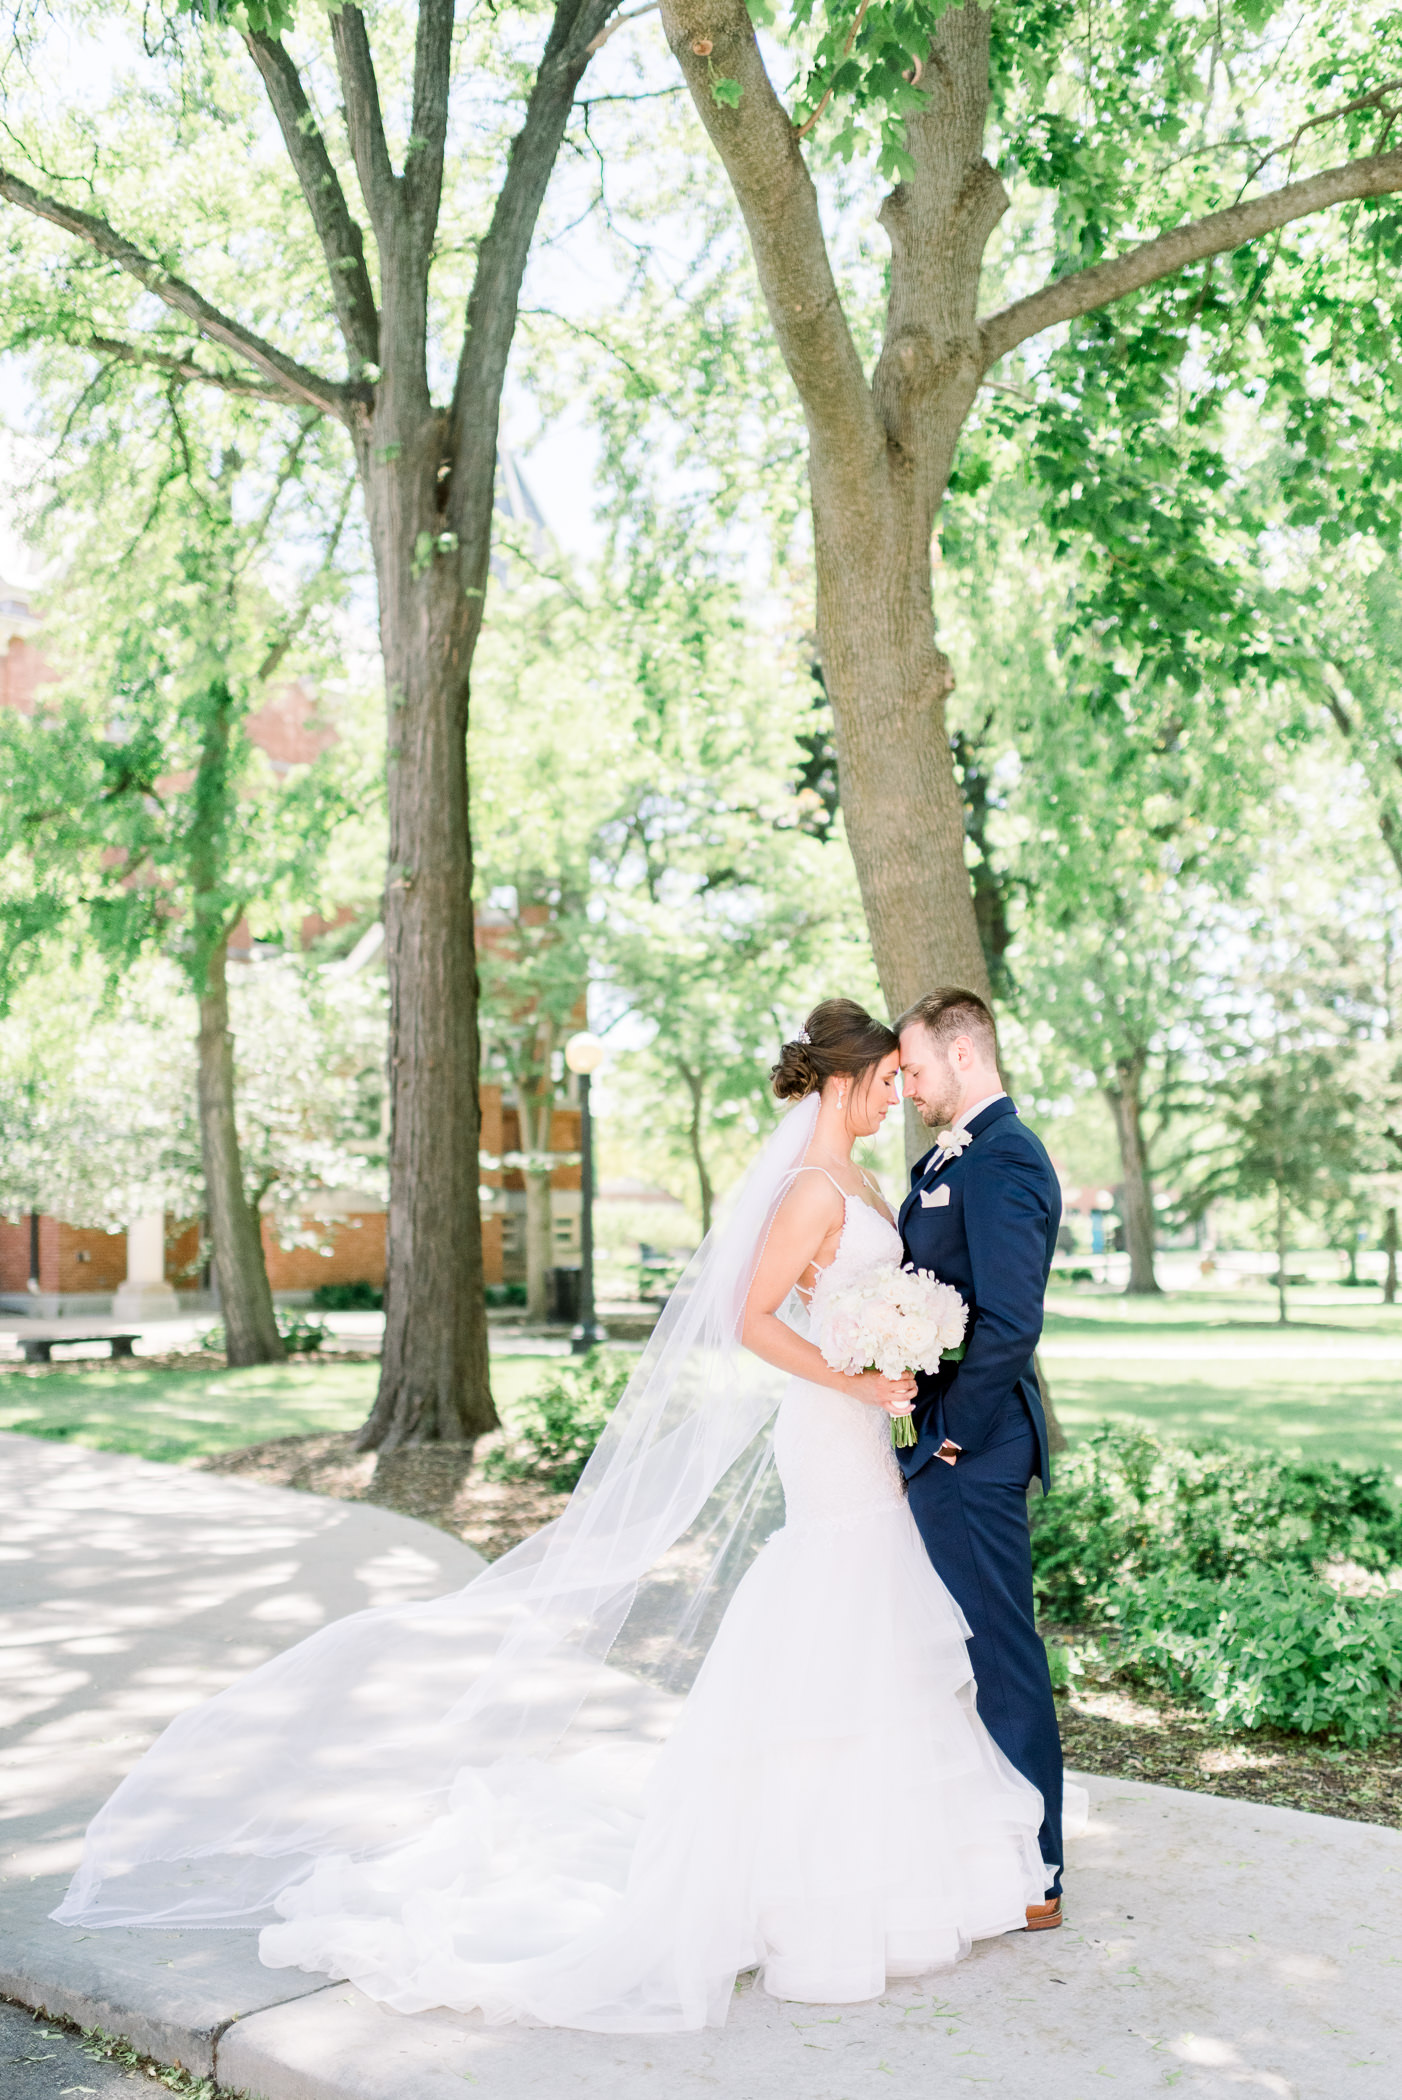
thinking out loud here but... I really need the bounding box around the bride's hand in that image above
[855,1370,918,1415]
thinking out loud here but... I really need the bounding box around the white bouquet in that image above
[815,1260,968,1448]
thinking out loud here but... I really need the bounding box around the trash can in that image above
[550,1266,581,1323]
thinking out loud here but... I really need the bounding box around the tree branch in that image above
[240,412,321,574]
[329,5,398,243]
[586,1,657,53]
[1241,80,1402,193]
[0,165,350,416]
[979,149,1402,368]
[85,334,299,404]
[658,0,875,473]
[1321,671,1402,886]
[243,33,380,374]
[445,0,618,565]
[404,0,454,247]
[257,473,356,683]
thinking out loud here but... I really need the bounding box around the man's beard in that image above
[914,1094,959,1129]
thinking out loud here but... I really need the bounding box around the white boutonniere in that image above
[933,1126,973,1159]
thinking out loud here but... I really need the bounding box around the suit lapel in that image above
[899,1098,1020,1241]
[900,1144,947,1237]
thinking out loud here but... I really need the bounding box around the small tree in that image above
[0,953,202,1230]
[0,946,387,1271]
[470,562,610,1317]
[230,950,390,1236]
[478,881,589,1318]
[1,392,360,1359]
[611,848,877,1231]
[1190,1048,1358,1324]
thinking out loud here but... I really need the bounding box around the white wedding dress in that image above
[255,1187,1049,2029]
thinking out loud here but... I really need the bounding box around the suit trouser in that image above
[904,1418,1064,1897]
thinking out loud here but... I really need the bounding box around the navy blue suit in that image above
[897,1096,1065,1895]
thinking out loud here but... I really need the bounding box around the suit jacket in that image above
[897,1096,1059,1490]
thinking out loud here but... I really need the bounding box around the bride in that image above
[55,998,1051,2032]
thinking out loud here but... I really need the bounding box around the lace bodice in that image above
[805,1182,903,1321]
[773,1178,908,1535]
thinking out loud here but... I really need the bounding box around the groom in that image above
[895,988,1066,1928]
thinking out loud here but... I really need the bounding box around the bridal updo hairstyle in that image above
[771,999,899,1102]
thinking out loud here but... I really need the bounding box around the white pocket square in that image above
[920,1185,951,1208]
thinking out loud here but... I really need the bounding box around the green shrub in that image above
[199,1307,330,1357]
[311,1281,383,1311]
[1032,1425,1402,1625]
[485,1282,528,1308]
[483,1350,633,1492]
[1111,1567,1402,1746]
[1032,1426,1402,1744]
[276,1307,330,1354]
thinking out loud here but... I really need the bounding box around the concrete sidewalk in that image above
[3,1431,1399,2100]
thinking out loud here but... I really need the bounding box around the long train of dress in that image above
[257,1194,1053,2030]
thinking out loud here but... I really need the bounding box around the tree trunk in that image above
[353,436,496,1449]
[813,10,1012,1016]
[332,0,609,1453]
[1274,1181,1289,1325]
[1032,1351,1068,1457]
[197,937,284,1366]
[663,0,1005,1018]
[951,726,1013,1001]
[1386,1207,1398,1305]
[1104,1057,1160,1295]
[681,1064,714,1238]
[524,1169,555,1320]
[516,1054,559,1323]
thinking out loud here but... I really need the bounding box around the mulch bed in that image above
[0,1351,226,1375]
[1058,1680,1402,1830]
[195,1429,569,1562]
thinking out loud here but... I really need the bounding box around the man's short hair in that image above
[896,987,998,1061]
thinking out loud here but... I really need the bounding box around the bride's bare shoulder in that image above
[772,1164,846,1233]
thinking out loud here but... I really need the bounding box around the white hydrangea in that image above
[815,1260,967,1380]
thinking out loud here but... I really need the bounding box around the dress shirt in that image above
[952,1089,1008,1133]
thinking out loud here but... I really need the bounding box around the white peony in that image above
[815,1259,967,1381]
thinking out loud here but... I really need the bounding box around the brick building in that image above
[0,1093,581,1313]
[0,579,52,715]
[1,559,583,1316]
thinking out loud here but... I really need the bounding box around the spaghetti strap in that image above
[791,1167,852,1307]
[792,1165,851,1203]
[792,1163,897,1233]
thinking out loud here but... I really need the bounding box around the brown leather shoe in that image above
[1025,1897,1062,1931]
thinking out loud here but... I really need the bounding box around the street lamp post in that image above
[564,1031,607,1354]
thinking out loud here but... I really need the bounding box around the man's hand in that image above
[936,1438,962,1466]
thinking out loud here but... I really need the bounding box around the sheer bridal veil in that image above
[56,1094,821,1929]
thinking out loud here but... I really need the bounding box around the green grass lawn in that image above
[1042,1282,1402,1477]
[0,1352,553,1466]
[3,1284,1400,1479]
